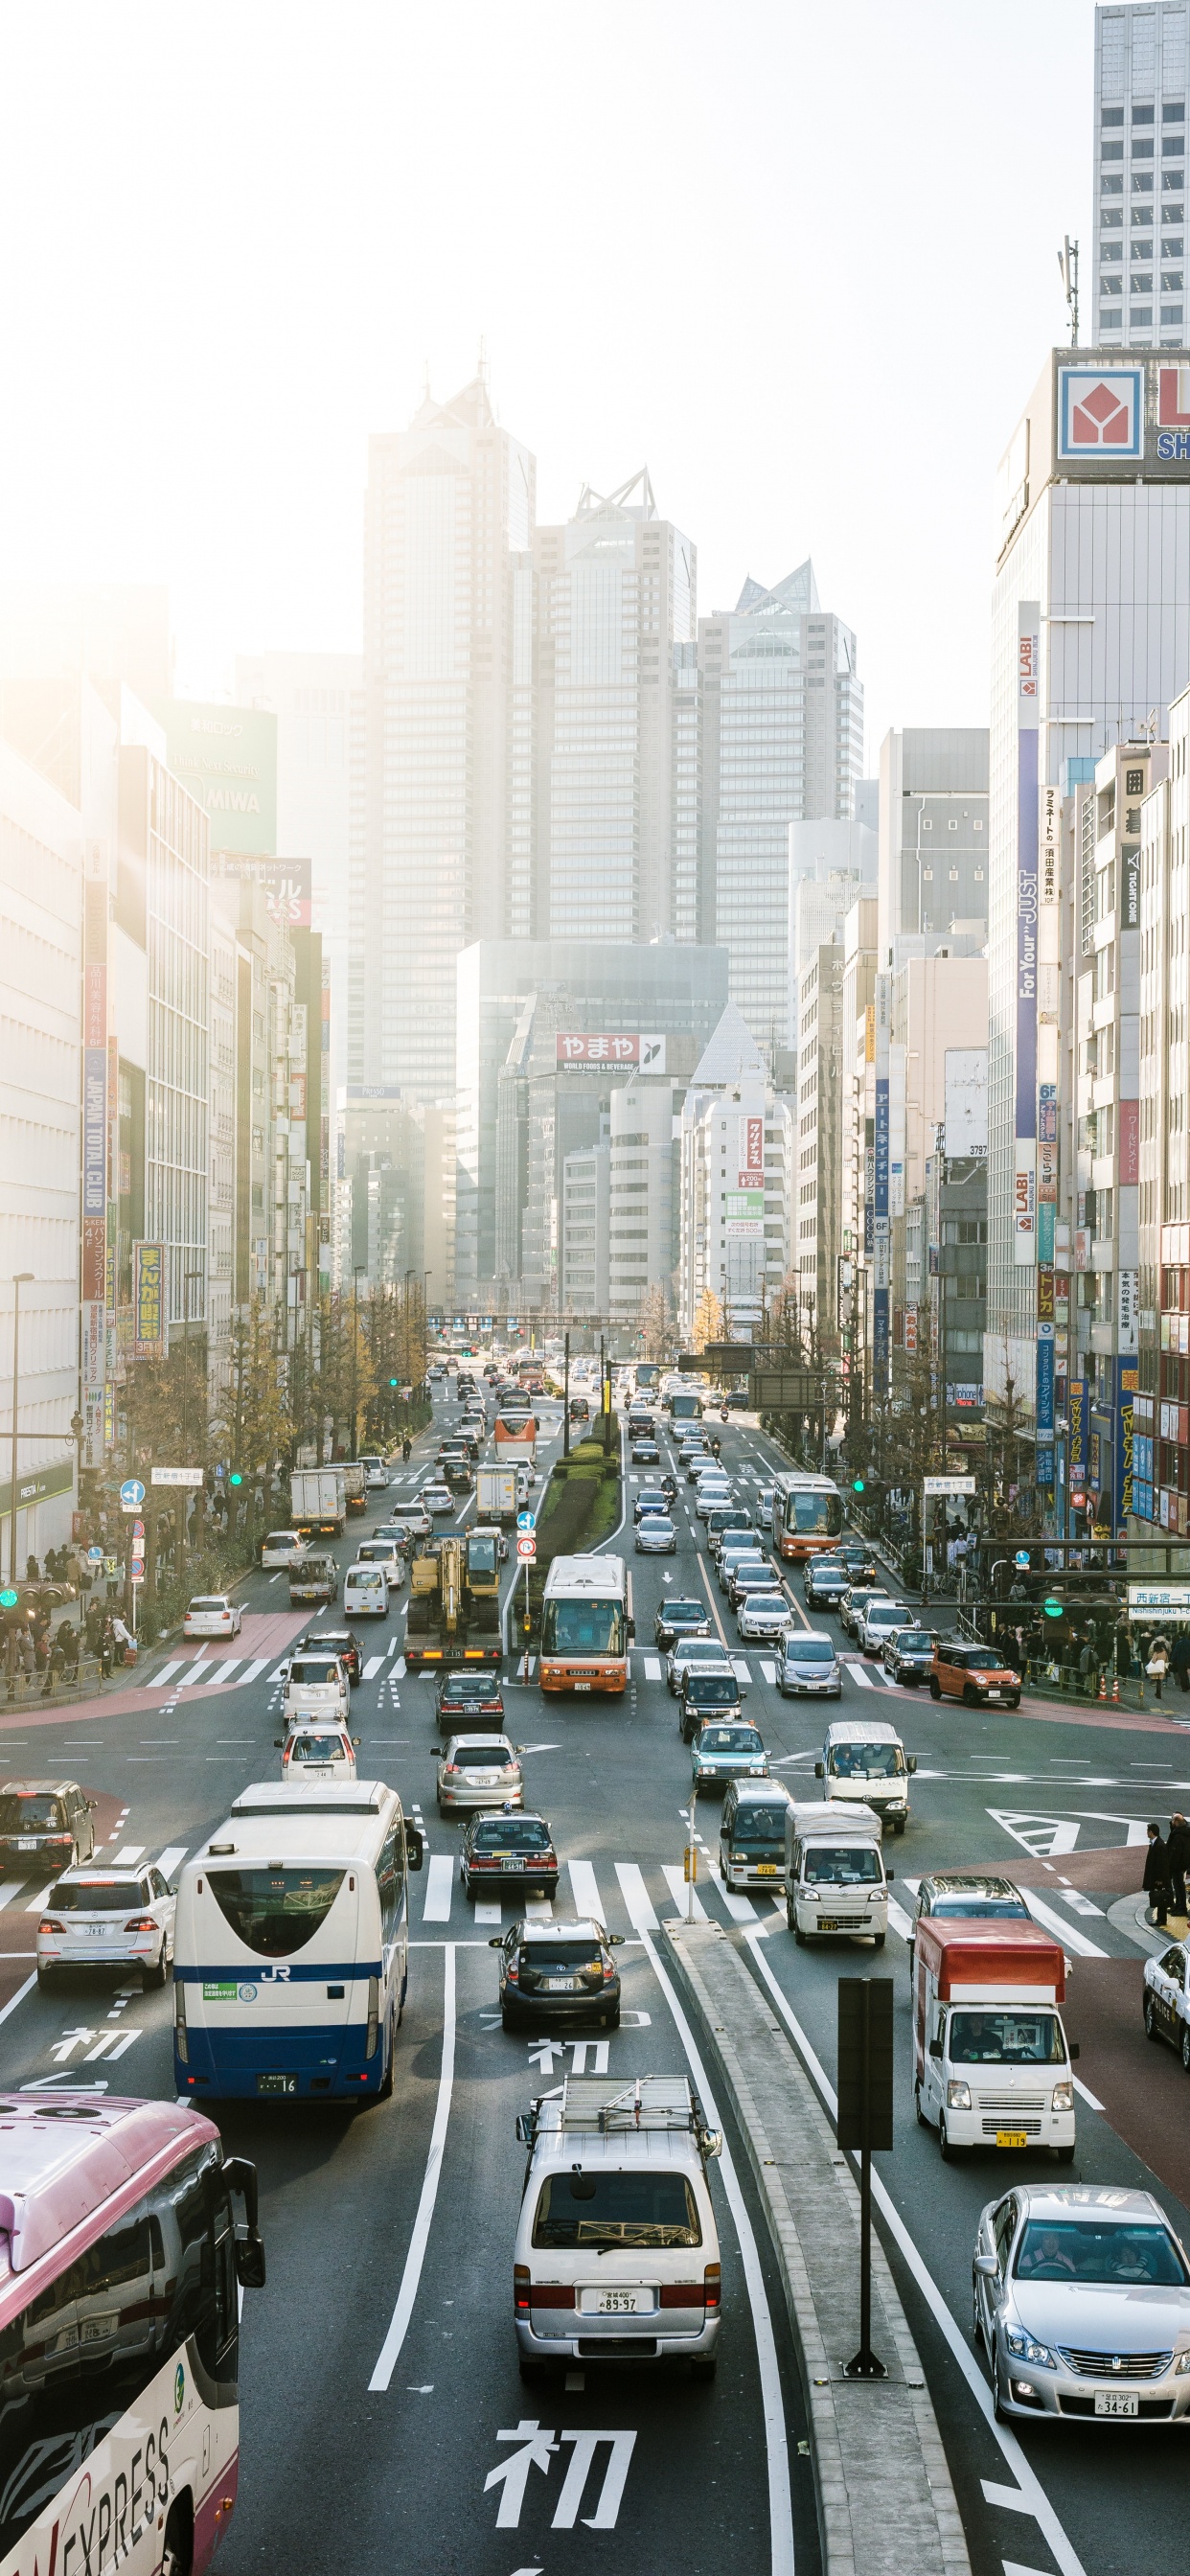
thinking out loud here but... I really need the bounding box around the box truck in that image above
[289,1467,347,1537]
[911,1916,1077,2162]
[343,1460,367,1515]
[476,1463,519,1527]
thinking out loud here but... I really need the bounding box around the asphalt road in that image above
[4,1378,1190,2576]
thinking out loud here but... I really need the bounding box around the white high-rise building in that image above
[698,564,863,1061]
[533,472,697,944]
[1093,3,1188,346]
[355,373,536,1102]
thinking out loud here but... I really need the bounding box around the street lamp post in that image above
[9,1274,34,1587]
[352,1266,366,1458]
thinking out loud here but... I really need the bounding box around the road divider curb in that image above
[662,1919,971,2576]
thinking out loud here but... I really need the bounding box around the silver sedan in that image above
[437,1733,525,1814]
[973,2183,1190,2424]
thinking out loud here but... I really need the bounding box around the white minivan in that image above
[344,1561,389,1618]
[784,1799,890,1946]
[814,1716,916,1833]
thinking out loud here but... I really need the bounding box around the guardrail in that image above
[1,1653,115,1709]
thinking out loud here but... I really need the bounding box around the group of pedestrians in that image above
[1143,1815,1190,1927]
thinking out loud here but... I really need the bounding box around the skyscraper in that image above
[532,472,697,943]
[355,373,536,1102]
[698,563,863,1059]
[1093,3,1188,347]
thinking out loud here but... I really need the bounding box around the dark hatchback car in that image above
[882,1626,939,1685]
[462,1808,559,1900]
[678,1668,746,1743]
[654,1596,712,1651]
[435,1667,506,1730]
[491,1918,625,2031]
[0,1779,96,1875]
[835,1542,877,1584]
[630,1438,660,1463]
[294,1624,363,1686]
[803,1557,851,1609]
[444,1459,475,1495]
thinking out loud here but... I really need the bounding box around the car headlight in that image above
[1051,2082,1074,2113]
[946,2081,971,2111]
[1175,2348,1190,2376]
[1005,2328,1057,2369]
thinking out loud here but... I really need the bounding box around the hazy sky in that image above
[0,1,1094,756]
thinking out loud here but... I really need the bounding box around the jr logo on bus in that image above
[174,2363,185,2414]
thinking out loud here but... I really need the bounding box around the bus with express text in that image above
[0,2091,264,2576]
[770,1471,846,1561]
[539,1553,630,1693]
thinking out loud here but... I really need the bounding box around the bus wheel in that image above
[161,2496,194,2576]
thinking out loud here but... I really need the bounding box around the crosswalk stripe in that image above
[24,1883,52,1913]
[265,1661,290,1684]
[643,1655,663,1681]
[730,1656,750,1683]
[615,1861,658,1933]
[237,1658,269,1690]
[154,1847,188,1882]
[112,1845,145,1865]
[473,1900,501,1925]
[847,1661,876,1689]
[179,1659,213,1688]
[525,1896,554,1920]
[423,1855,454,1923]
[0,1879,25,1911]
[567,1858,605,1923]
[147,1659,185,1690]
[1022,1890,1107,1959]
[759,1659,777,1684]
[361,1656,385,1680]
[661,1863,707,1920]
[203,1659,241,1686]
[709,1859,758,1923]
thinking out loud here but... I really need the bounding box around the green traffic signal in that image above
[389,1377,400,1388]
[229,1472,242,1487]
[852,1475,865,1493]
[1043,1597,1063,1618]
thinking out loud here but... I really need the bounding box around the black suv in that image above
[492,1918,625,2031]
[654,1597,712,1651]
[435,1668,506,1730]
[678,1668,746,1743]
[294,1625,363,1685]
[803,1557,851,1609]
[462,1809,559,1900]
[0,1779,96,1874]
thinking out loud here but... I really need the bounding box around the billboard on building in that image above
[132,1242,166,1360]
[156,700,278,856]
[1014,602,1040,1268]
[555,1034,666,1070]
[944,1048,987,1159]
[212,852,310,929]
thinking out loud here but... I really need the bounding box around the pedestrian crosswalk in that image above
[417,1845,786,1936]
[145,1654,272,1692]
[629,1649,902,1690]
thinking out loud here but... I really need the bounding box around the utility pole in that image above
[352,1265,365,1456]
[9,1273,33,1586]
[562,1330,571,1460]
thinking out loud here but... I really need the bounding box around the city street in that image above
[2,1381,1189,2576]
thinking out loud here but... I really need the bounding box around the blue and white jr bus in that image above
[173,1782,423,2104]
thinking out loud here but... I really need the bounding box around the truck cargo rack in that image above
[516,2074,721,2160]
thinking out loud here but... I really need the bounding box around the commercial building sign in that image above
[132,1241,166,1360]
[555,1033,666,1070]
[1014,603,1039,1268]
[212,852,311,929]
[724,1191,765,1219]
[1057,366,1144,461]
[1038,780,1060,907]
[156,701,278,857]
[738,1116,764,1186]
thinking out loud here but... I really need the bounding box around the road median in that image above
[664,1918,970,2576]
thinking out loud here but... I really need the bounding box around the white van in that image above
[344,1561,388,1618]
[514,2075,721,2377]
[260,1530,307,1570]
[172,1780,423,2103]
[784,1799,889,1947]
[355,1537,405,1587]
[814,1717,916,1834]
[282,1651,351,1731]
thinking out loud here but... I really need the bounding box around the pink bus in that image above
[0,2091,264,2575]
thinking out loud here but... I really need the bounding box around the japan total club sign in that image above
[1057,367,1143,461]
[556,1033,666,1070]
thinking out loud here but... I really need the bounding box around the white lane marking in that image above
[567,1859,605,1922]
[177,1660,214,1687]
[362,1656,385,1680]
[1074,1811,1155,1846]
[1020,1890,1107,1958]
[391,1655,407,1678]
[1073,2074,1106,2111]
[982,2479,1033,2512]
[473,1901,501,1926]
[617,1895,793,2576]
[386,1636,402,1657]
[24,1885,52,1913]
[203,1658,242,1686]
[146,1659,184,1689]
[111,1846,145,1865]
[643,1655,663,1681]
[370,1944,457,2390]
[0,1879,29,1911]
[614,1862,657,1931]
[730,1656,750,1683]
[1002,2564,1058,2576]
[886,1897,915,1942]
[423,1855,454,1924]
[988,1809,1081,1859]
[743,1931,1084,2576]
[661,1863,707,1920]
[154,1847,188,1881]
[1053,1887,1103,1918]
[759,1660,777,1684]
[0,1970,38,2026]
[708,1858,757,1924]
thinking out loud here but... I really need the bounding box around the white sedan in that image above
[737,1590,795,1643]
[183,1593,242,1640]
[37,1864,176,1990]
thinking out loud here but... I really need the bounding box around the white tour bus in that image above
[539,1553,631,1695]
[173,1782,423,2104]
[0,2091,264,2576]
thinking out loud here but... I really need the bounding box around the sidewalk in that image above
[664,1918,970,2576]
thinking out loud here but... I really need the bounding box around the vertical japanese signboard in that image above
[1014,602,1040,1267]
[873,973,890,1395]
[132,1243,166,1359]
[81,862,108,1467]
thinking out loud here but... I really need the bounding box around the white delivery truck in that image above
[813,1716,916,1834]
[289,1466,347,1537]
[912,1915,1078,2161]
[476,1463,519,1528]
[784,1799,890,1947]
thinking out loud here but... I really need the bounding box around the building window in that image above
[1102,207,1124,228]
[1102,175,1124,195]
[973,816,983,830]
[1133,104,1155,126]
[1163,304,1185,322]
[1164,235,1184,254]
[1132,271,1154,290]
[1132,306,1154,323]
[1102,107,1124,127]
[1165,102,1186,124]
[1133,174,1155,194]
[1101,139,1125,160]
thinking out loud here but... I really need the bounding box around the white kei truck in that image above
[784,1799,890,1947]
[912,1915,1078,2162]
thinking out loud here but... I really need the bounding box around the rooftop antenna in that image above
[1058,236,1080,348]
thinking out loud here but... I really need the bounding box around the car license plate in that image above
[995,2129,1028,2149]
[544,1977,577,1991]
[756,1863,777,1875]
[17,1840,36,1853]
[256,2073,298,2096]
[595,2290,639,2313]
[574,1681,592,1692]
[1093,2390,1138,2416]
[817,1917,838,1932]
[985,1690,1001,1703]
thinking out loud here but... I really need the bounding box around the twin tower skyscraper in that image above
[351,372,862,1106]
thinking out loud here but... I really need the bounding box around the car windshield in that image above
[730,1810,785,1849]
[666,1601,704,1622]
[453,1742,513,1768]
[288,1735,346,1763]
[471,1819,551,1850]
[1014,2220,1188,2287]
[787,1638,835,1662]
[288,1661,340,1687]
[52,1878,143,1913]
[699,1727,763,1753]
[678,1643,728,1666]
[444,1681,500,1704]
[533,2173,700,2250]
[802,1845,881,1884]
[954,1648,1005,1670]
[207,1868,345,1958]
[892,1630,931,1650]
[831,1743,904,1777]
[638,1492,666,1508]
[0,1796,63,1830]
[189,1598,228,1612]
[948,2011,1065,2064]
[932,1897,1028,1919]
[541,1600,627,1655]
[640,1518,674,1535]
[866,1605,902,1626]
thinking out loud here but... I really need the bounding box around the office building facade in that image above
[876,727,989,965]
[1093,3,1188,345]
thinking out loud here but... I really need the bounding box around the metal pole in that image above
[10,1275,32,1587]
[562,1331,571,1459]
[686,1798,697,1924]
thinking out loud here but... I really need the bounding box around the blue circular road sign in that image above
[516,1509,535,1530]
[120,1478,146,1508]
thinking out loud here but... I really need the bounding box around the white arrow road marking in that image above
[517,1743,562,1756]
[370,1946,456,2390]
[552,2429,637,2529]
[483,2424,559,2527]
[987,1809,1082,1859]
[981,2479,1032,2510]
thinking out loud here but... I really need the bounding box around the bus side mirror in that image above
[234,2230,266,2290]
[928,2036,943,2058]
[907,1756,918,1774]
[273,1738,283,1749]
[814,1761,825,1780]
[405,1826,424,1872]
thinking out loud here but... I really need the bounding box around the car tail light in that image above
[38,1918,64,1936]
[530,2284,576,2309]
[602,1959,616,1981]
[505,1958,519,1982]
[659,2283,703,2309]
[124,1917,157,1933]
[703,2264,721,2310]
[515,2264,531,2315]
[443,1764,459,1777]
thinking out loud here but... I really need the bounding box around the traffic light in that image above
[852,1475,865,1494]
[229,1472,242,1487]
[389,1377,399,1389]
[1043,1597,1063,1619]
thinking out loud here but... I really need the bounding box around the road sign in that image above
[923,1475,976,1497]
[1015,1548,1032,1568]
[150,1466,204,1488]
[130,1521,145,1545]
[130,1558,145,1580]
[120,1478,146,1508]
[87,1545,103,1563]
[515,1535,537,1561]
[516,1510,535,1530]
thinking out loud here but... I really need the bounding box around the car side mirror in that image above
[974,2251,999,2280]
[352,1736,360,1747]
[273,1738,283,1749]
[607,1933,626,1945]
[515,1745,527,1756]
[1069,2041,1080,2060]
[928,2036,943,2058]
[87,1797,98,1811]
[884,1869,894,1881]
[907,1756,918,1774]
[489,1934,504,1949]
[814,1760,825,1780]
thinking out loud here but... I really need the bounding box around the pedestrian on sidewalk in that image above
[1078,1633,1100,1697]
[1144,1823,1171,1928]
[1165,1812,1190,1920]
[1114,1613,1133,1681]
[1171,1630,1190,1694]
[1147,1633,1172,1701]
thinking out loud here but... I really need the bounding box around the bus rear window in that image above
[206,1869,346,1956]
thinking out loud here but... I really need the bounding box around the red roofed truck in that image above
[912,1916,1078,2163]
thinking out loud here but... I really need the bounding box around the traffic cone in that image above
[1098,1668,1107,1699]
[1111,1674,1120,1703]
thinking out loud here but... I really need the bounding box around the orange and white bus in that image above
[770,1471,846,1561]
[0,2090,264,2576]
[539,1553,630,1693]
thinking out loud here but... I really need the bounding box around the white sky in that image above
[0,0,1095,758]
